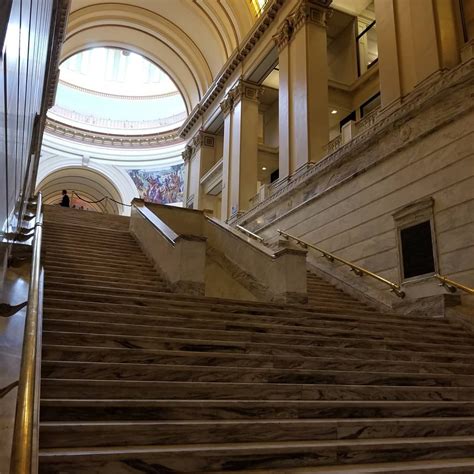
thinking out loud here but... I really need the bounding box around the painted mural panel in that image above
[127,165,184,204]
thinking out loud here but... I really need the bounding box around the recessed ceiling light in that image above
[331,109,338,114]
[262,166,267,170]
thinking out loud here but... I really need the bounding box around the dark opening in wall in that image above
[400,220,436,279]
[270,169,279,183]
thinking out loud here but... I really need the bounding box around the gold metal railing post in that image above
[278,229,405,298]
[10,193,43,474]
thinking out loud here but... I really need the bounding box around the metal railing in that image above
[236,225,264,243]
[10,193,44,474]
[434,273,474,295]
[278,229,405,298]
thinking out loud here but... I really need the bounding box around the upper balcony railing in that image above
[357,20,378,77]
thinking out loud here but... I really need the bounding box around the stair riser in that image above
[37,441,474,473]
[44,258,154,272]
[40,402,474,422]
[41,379,474,401]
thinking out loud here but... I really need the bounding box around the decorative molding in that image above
[46,0,72,109]
[44,118,182,148]
[273,18,294,51]
[178,0,285,138]
[58,78,181,101]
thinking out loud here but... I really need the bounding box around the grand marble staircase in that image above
[39,206,474,473]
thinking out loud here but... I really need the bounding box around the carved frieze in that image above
[182,145,193,163]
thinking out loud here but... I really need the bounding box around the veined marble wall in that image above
[237,61,474,308]
[0,0,55,295]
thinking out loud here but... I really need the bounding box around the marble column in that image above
[182,145,193,208]
[190,130,217,210]
[375,0,461,108]
[274,0,332,179]
[220,80,262,220]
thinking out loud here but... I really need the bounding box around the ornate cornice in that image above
[58,79,182,101]
[45,118,182,148]
[46,0,71,109]
[178,0,285,138]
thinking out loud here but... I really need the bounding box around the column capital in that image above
[220,80,263,115]
[273,18,294,51]
[293,0,333,32]
[232,79,264,106]
[220,94,234,117]
[182,145,193,163]
[273,0,332,51]
[191,130,216,150]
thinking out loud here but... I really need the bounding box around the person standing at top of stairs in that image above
[60,190,70,208]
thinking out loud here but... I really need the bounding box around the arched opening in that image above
[37,167,128,215]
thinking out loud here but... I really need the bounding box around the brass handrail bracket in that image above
[434,273,474,295]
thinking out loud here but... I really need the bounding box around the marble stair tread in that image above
[42,330,474,364]
[39,417,474,448]
[41,310,474,346]
[40,399,474,421]
[41,345,474,375]
[36,436,474,472]
[41,378,474,401]
[41,319,474,355]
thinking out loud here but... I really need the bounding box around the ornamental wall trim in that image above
[178,0,285,139]
[58,79,182,101]
[44,118,182,148]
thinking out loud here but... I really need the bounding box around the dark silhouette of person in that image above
[60,190,70,208]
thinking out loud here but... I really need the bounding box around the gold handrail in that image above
[10,193,44,474]
[278,229,405,298]
[434,274,474,295]
[236,225,264,242]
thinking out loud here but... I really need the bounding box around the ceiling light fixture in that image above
[262,166,267,170]
[331,109,338,114]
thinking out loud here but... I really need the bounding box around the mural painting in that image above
[127,165,184,204]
